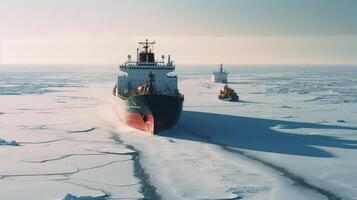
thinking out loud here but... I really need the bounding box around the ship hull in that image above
[115,94,183,134]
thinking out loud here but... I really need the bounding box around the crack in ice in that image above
[19,138,74,145]
[0,168,80,179]
[222,146,344,200]
[110,133,163,200]
[23,153,106,163]
[67,127,96,133]
[177,124,344,200]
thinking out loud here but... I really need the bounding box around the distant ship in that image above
[211,64,228,83]
[113,39,184,134]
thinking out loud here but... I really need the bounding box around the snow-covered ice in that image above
[1,65,357,199]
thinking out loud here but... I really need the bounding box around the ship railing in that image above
[120,61,174,68]
[117,89,184,100]
[135,92,184,98]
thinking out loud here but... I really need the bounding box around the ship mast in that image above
[137,39,156,63]
[138,39,155,54]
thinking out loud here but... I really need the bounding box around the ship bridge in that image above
[116,39,178,95]
[120,39,175,69]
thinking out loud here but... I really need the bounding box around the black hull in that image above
[115,94,183,134]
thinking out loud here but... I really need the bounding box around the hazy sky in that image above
[0,0,356,65]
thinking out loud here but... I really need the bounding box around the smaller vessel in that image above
[211,64,228,83]
[218,85,239,102]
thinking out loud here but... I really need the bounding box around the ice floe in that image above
[1,66,357,199]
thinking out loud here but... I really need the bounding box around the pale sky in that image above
[0,0,356,65]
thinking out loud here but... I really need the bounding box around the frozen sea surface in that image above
[1,65,357,200]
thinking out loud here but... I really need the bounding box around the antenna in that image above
[161,55,165,62]
[138,39,156,53]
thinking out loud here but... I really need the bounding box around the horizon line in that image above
[1,63,357,66]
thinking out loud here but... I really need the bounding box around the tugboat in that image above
[218,85,239,102]
[113,39,184,134]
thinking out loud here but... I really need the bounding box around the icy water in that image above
[1,65,357,200]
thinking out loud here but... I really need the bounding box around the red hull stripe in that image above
[118,111,155,134]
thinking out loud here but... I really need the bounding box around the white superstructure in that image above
[211,64,228,83]
[116,40,178,96]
